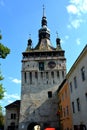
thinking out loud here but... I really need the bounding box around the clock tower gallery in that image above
[19,8,66,130]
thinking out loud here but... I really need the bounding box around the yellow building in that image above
[57,79,73,130]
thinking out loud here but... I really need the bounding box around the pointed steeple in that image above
[38,5,50,42]
[41,5,47,27]
[35,6,56,51]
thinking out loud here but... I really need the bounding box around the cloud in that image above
[12,78,21,84]
[66,0,87,29]
[9,77,21,84]
[76,38,81,45]
[4,92,20,100]
[67,4,79,15]
[70,19,83,29]
[61,35,69,44]
[67,0,87,14]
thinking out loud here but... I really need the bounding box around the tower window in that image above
[39,62,44,71]
[35,72,38,79]
[24,72,27,83]
[30,72,32,84]
[46,72,48,79]
[51,71,54,78]
[48,91,52,98]
[57,71,59,78]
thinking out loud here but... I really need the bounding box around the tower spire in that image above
[37,5,50,44]
[41,5,47,27]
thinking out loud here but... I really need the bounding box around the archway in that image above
[27,122,40,130]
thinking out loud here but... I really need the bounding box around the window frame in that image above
[11,113,16,119]
[70,82,73,93]
[81,66,85,81]
[77,98,80,111]
[74,76,77,89]
[72,101,75,113]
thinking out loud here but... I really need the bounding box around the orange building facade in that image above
[57,79,73,130]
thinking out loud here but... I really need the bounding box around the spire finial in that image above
[43,4,45,16]
[41,5,47,27]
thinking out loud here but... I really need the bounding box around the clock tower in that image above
[19,7,66,130]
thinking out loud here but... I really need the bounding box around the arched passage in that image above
[27,122,40,130]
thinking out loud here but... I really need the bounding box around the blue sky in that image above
[0,0,87,113]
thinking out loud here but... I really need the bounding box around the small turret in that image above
[56,32,62,50]
[26,35,32,51]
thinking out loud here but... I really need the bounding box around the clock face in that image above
[48,61,56,69]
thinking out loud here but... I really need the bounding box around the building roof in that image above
[5,100,20,109]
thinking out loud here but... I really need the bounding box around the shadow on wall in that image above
[20,91,59,130]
